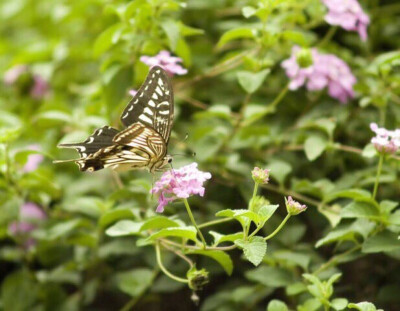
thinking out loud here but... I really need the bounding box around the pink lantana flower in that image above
[285,196,307,216]
[9,202,47,248]
[129,89,137,97]
[322,0,370,41]
[251,167,270,184]
[370,123,400,154]
[151,163,212,213]
[23,144,44,173]
[30,75,49,99]
[140,51,188,76]
[282,46,356,103]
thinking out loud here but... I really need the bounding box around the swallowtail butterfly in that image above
[56,66,174,173]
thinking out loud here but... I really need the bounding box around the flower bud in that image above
[285,196,307,215]
[296,48,313,68]
[251,167,270,184]
[187,266,209,291]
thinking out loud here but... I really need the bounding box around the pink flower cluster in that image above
[251,167,270,184]
[322,0,370,41]
[140,51,188,76]
[151,163,212,213]
[370,123,400,154]
[23,144,44,173]
[282,46,356,103]
[9,202,46,248]
[285,196,307,216]
[3,64,49,99]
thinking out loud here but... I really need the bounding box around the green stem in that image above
[269,84,289,111]
[155,242,188,284]
[252,182,259,199]
[317,26,337,47]
[198,217,233,229]
[264,214,291,241]
[183,199,207,248]
[372,153,384,200]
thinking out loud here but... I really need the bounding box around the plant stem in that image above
[268,84,289,110]
[183,199,207,248]
[372,153,384,200]
[155,242,188,284]
[198,217,233,229]
[264,214,291,241]
[252,182,259,199]
[313,245,361,275]
[318,26,337,47]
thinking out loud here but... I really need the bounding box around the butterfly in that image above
[56,66,174,173]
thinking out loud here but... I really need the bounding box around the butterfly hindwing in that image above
[58,126,119,158]
[120,66,174,143]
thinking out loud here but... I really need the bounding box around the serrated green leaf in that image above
[188,250,233,275]
[237,69,270,94]
[235,236,266,266]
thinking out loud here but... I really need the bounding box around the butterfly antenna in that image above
[53,159,78,164]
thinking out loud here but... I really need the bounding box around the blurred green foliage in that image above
[1,0,400,310]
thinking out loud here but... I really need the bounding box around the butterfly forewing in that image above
[120,66,174,143]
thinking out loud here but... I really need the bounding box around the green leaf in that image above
[348,302,383,311]
[35,110,72,124]
[217,27,255,48]
[188,250,233,275]
[341,201,380,219]
[298,298,322,311]
[147,226,198,242]
[324,189,372,203]
[161,19,180,51]
[331,298,348,310]
[105,220,143,237]
[37,219,82,240]
[246,266,293,287]
[267,299,288,311]
[237,69,270,94]
[362,230,400,253]
[258,204,279,223]
[93,23,124,56]
[268,160,292,185]
[235,236,267,266]
[1,270,38,311]
[116,268,153,297]
[362,144,377,158]
[286,282,307,295]
[304,135,328,161]
[140,216,181,231]
[209,231,243,245]
[242,6,257,18]
[98,209,136,228]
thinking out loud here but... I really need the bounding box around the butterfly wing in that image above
[120,66,174,143]
[58,126,119,158]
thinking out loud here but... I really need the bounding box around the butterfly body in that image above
[57,66,174,173]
